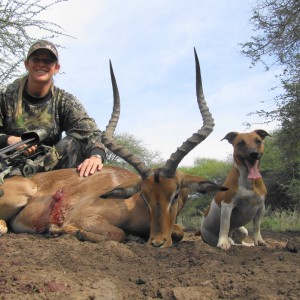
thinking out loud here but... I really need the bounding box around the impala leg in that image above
[76,227,126,243]
[50,223,126,243]
[49,224,79,235]
[79,216,128,242]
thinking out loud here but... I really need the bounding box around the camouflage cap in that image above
[26,40,59,60]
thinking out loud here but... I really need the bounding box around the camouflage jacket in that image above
[0,76,106,159]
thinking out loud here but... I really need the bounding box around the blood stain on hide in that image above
[50,189,66,227]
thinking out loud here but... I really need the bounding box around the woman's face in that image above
[24,49,60,84]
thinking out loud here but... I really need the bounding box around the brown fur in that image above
[0,167,224,247]
[200,130,270,250]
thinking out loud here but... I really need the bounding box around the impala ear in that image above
[100,178,142,199]
[190,181,228,194]
[183,174,228,194]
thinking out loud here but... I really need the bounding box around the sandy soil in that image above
[0,230,299,300]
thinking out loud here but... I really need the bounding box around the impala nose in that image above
[150,239,165,248]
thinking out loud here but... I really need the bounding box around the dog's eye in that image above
[237,140,245,148]
[256,139,263,145]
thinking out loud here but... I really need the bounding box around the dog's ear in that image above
[254,129,271,140]
[221,132,238,144]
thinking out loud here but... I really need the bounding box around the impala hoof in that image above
[76,230,88,242]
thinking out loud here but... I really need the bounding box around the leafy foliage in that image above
[260,130,300,210]
[0,0,70,84]
[240,0,299,77]
[180,157,232,185]
[261,209,300,232]
[240,0,300,211]
[241,0,300,123]
[178,158,231,229]
[105,132,164,172]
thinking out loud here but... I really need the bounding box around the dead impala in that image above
[0,49,226,248]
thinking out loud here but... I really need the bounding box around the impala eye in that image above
[172,192,179,203]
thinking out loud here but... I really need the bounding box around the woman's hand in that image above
[7,135,37,156]
[77,155,103,177]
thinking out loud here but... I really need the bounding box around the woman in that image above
[0,40,106,177]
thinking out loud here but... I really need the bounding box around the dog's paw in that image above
[255,239,266,246]
[241,241,255,247]
[217,237,232,250]
[254,233,266,246]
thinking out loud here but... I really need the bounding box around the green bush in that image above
[178,158,231,230]
[262,209,300,232]
[179,208,300,232]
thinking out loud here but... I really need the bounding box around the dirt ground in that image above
[0,230,299,300]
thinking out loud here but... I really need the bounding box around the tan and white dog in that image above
[200,129,270,250]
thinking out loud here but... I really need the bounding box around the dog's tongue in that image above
[246,160,262,179]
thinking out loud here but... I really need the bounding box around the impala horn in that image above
[160,48,214,178]
[102,48,214,180]
[101,61,153,179]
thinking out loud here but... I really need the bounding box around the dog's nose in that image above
[250,151,259,159]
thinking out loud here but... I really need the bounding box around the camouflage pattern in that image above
[0,76,105,172]
[27,40,59,60]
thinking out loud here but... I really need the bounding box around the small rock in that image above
[286,237,300,253]
[135,278,146,285]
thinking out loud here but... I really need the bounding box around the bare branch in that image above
[0,0,73,84]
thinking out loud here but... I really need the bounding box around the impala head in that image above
[101,49,227,248]
[140,170,183,248]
